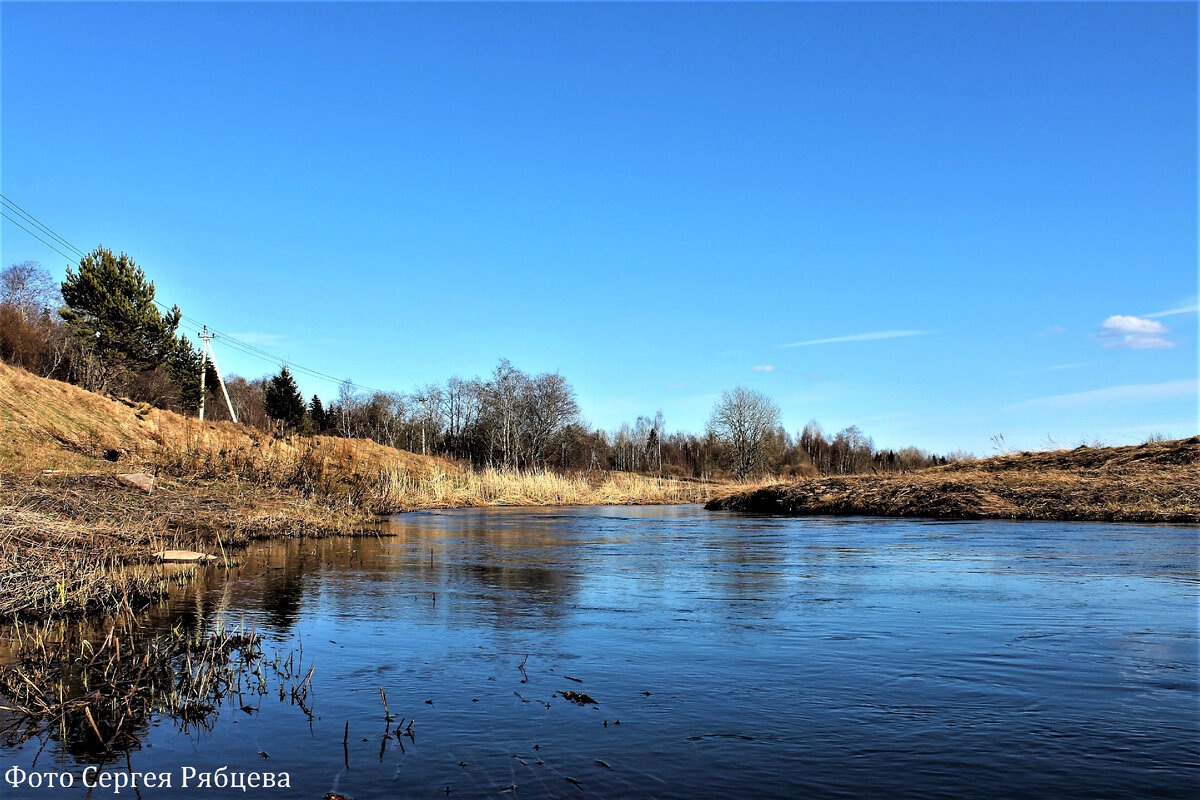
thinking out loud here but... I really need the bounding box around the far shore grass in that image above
[706,436,1200,523]
[0,362,726,619]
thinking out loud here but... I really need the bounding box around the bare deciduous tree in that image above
[0,261,60,317]
[706,387,781,480]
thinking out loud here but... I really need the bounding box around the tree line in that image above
[0,253,970,480]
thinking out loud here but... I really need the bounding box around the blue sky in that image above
[2,2,1196,455]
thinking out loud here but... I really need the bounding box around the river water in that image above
[2,506,1197,798]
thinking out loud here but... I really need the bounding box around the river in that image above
[2,506,1197,798]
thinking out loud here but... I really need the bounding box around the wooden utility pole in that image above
[198,326,238,423]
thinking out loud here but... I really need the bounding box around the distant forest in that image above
[0,254,971,480]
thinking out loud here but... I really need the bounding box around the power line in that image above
[1,195,395,396]
[0,195,87,258]
[1,211,80,265]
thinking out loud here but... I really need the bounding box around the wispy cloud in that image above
[1010,379,1197,409]
[1097,315,1174,349]
[1014,362,1094,376]
[781,330,932,348]
[752,365,775,372]
[1036,362,1093,372]
[1145,302,1199,319]
[1032,325,1066,337]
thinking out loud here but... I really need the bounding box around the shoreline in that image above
[0,362,721,620]
[0,469,717,620]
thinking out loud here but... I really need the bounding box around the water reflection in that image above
[0,507,1196,799]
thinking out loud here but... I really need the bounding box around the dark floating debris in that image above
[558,690,598,705]
[564,675,583,683]
[565,776,584,789]
[595,759,612,769]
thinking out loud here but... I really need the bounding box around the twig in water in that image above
[379,687,394,721]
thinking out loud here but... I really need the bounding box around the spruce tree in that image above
[167,336,204,413]
[309,394,327,431]
[265,365,305,430]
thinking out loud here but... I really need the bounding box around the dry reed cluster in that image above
[378,467,712,510]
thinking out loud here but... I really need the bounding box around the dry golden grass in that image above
[707,437,1200,522]
[0,499,175,619]
[381,467,713,510]
[0,360,445,480]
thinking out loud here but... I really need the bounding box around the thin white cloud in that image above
[781,330,931,348]
[1010,379,1198,410]
[1097,315,1174,349]
[1033,325,1066,337]
[1145,302,1199,319]
[1038,362,1093,372]
[752,365,775,372]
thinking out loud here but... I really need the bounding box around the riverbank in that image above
[706,436,1200,522]
[0,362,718,618]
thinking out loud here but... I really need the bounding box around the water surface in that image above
[2,506,1197,798]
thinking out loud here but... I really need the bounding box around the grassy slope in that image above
[0,362,715,617]
[706,437,1200,522]
[0,360,443,480]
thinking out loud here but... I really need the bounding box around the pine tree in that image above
[264,365,306,430]
[60,246,182,391]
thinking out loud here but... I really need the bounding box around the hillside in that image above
[0,359,445,479]
[706,437,1200,523]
